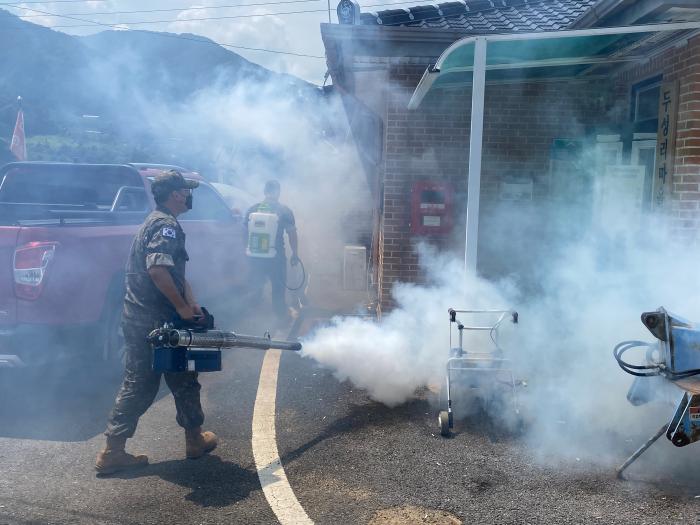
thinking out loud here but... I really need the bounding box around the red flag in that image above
[10,108,26,161]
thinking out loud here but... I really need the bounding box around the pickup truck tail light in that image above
[13,242,58,300]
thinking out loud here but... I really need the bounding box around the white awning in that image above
[408,22,700,273]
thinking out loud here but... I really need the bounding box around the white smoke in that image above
[120,77,372,303]
[302,195,700,460]
[302,244,515,406]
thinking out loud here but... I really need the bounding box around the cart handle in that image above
[449,308,518,325]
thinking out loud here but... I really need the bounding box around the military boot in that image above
[95,436,148,475]
[185,427,218,459]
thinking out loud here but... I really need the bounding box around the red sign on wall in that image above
[410,181,454,235]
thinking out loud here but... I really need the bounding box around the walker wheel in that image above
[438,410,451,437]
[672,432,690,447]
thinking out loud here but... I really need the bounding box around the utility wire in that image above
[0,0,107,3]
[7,4,326,58]
[4,0,431,56]
[49,9,330,27]
[15,0,322,18]
[9,0,423,28]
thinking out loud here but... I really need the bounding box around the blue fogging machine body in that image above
[148,308,301,373]
[614,307,700,478]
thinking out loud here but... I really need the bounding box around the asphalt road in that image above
[2,308,700,524]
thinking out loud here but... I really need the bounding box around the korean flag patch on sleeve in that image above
[162,227,177,239]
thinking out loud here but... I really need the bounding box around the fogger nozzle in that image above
[149,328,302,352]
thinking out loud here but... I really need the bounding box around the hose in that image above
[286,257,306,291]
[613,340,700,379]
[613,340,662,377]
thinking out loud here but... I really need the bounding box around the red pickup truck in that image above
[0,162,249,367]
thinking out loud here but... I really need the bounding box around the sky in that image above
[4,0,410,84]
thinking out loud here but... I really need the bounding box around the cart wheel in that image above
[672,432,690,447]
[439,411,451,437]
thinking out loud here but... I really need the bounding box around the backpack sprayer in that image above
[247,211,279,259]
[614,307,700,478]
[246,209,307,292]
[148,308,301,373]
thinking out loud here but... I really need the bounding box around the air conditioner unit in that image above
[343,245,367,291]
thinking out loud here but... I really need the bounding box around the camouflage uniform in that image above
[105,206,204,439]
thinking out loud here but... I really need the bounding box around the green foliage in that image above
[26,134,159,164]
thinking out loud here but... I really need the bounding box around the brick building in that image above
[322,0,700,312]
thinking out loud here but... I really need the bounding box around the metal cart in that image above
[438,308,520,437]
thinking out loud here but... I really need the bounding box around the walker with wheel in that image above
[438,308,520,437]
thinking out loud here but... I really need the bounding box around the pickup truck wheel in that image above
[103,301,125,364]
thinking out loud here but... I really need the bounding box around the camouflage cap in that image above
[151,169,199,198]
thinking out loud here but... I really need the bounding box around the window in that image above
[111,186,148,212]
[0,165,142,209]
[632,77,661,124]
[631,136,657,209]
[181,183,232,221]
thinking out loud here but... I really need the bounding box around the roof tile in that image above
[359,0,596,31]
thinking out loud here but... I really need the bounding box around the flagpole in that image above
[10,95,26,161]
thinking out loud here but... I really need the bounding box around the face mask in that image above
[185,194,193,210]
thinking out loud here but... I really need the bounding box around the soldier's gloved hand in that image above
[191,304,207,326]
[290,254,300,267]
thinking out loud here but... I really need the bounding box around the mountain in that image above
[81,30,275,98]
[0,10,94,135]
[0,9,320,169]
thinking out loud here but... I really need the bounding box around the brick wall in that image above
[380,65,470,309]
[674,36,700,241]
[482,82,609,198]
[378,65,612,310]
[615,34,700,242]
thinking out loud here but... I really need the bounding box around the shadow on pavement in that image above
[279,398,432,465]
[109,454,259,507]
[0,305,267,443]
[0,361,165,442]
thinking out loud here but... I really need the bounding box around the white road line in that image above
[252,349,313,525]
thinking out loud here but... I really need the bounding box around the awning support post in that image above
[465,36,487,274]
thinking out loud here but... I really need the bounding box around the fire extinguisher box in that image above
[410,181,453,235]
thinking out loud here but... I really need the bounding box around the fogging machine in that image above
[614,307,700,478]
[148,308,301,373]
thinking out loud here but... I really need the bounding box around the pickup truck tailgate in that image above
[0,227,18,325]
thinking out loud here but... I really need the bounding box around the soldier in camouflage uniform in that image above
[96,170,218,475]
